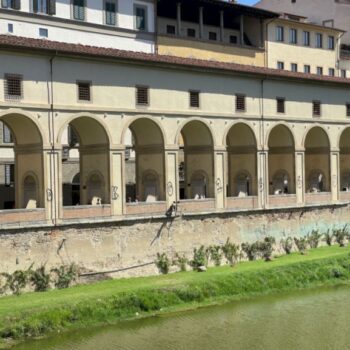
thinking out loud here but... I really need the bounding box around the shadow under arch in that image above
[339,127,350,192]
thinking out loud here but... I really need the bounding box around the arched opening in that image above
[179,121,214,200]
[0,114,44,210]
[61,117,110,207]
[268,125,295,197]
[305,127,330,193]
[226,123,257,199]
[339,128,350,196]
[124,118,165,203]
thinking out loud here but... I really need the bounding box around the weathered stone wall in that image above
[0,204,349,278]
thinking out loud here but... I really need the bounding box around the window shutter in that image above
[189,91,200,108]
[32,0,38,13]
[1,0,7,8]
[13,0,20,10]
[236,94,246,112]
[48,0,56,15]
[136,86,149,105]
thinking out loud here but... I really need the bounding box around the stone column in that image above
[214,148,226,210]
[199,7,204,39]
[177,2,182,36]
[331,150,340,202]
[110,149,124,216]
[295,150,305,206]
[257,150,268,209]
[165,147,179,209]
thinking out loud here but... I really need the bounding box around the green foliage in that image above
[30,265,51,292]
[222,239,240,266]
[294,237,308,255]
[259,236,276,262]
[280,237,293,254]
[172,254,188,272]
[1,265,32,296]
[307,229,322,249]
[51,264,79,289]
[241,242,260,261]
[155,253,171,275]
[323,229,333,246]
[208,245,223,266]
[191,246,208,270]
[333,226,348,247]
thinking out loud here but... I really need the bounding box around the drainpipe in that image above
[260,77,267,209]
[154,0,158,55]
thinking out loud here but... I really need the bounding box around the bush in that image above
[208,245,223,266]
[333,226,348,247]
[294,237,308,255]
[259,236,276,262]
[51,264,79,289]
[30,265,51,292]
[172,254,188,272]
[222,239,240,267]
[307,229,322,249]
[323,229,333,246]
[280,237,293,254]
[1,266,32,296]
[155,253,171,274]
[191,246,208,271]
[241,242,260,261]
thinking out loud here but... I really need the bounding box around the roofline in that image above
[0,35,349,87]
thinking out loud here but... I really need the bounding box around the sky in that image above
[237,0,258,5]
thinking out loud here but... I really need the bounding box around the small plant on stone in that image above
[241,242,260,261]
[222,239,240,267]
[259,236,276,262]
[307,229,322,249]
[1,265,33,296]
[208,245,223,266]
[280,237,293,255]
[323,229,333,246]
[333,225,348,247]
[173,253,188,272]
[155,253,171,274]
[51,263,79,289]
[30,264,51,292]
[294,237,308,255]
[191,246,208,271]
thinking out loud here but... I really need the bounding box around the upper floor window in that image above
[1,0,21,10]
[32,0,55,15]
[277,61,284,70]
[289,28,297,44]
[328,36,335,50]
[73,0,85,21]
[291,63,298,72]
[166,25,176,35]
[315,33,323,48]
[209,32,217,41]
[189,90,200,108]
[105,1,117,26]
[303,31,310,46]
[276,26,284,42]
[235,94,246,112]
[4,164,14,186]
[316,66,323,75]
[346,103,350,117]
[187,28,196,38]
[4,74,23,100]
[313,100,321,117]
[276,97,285,114]
[134,4,147,31]
[77,81,91,102]
[304,65,311,74]
[136,86,149,106]
[2,123,13,143]
[341,69,347,78]
[230,35,238,44]
[328,68,335,77]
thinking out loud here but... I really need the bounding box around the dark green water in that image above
[13,285,350,350]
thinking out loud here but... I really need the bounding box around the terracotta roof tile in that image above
[0,34,349,86]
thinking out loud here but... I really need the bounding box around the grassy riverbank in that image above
[1,245,350,348]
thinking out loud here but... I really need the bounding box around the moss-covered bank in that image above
[2,246,350,348]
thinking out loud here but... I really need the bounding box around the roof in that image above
[0,35,349,86]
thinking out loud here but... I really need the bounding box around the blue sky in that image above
[237,0,258,5]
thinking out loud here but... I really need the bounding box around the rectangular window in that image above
[235,94,246,112]
[68,125,79,146]
[289,28,297,44]
[4,164,14,186]
[39,27,48,37]
[136,86,149,106]
[277,97,285,114]
[77,81,91,102]
[4,74,22,100]
[328,68,335,77]
[105,1,116,26]
[303,31,310,46]
[189,90,200,108]
[328,35,335,50]
[166,25,175,35]
[313,100,321,117]
[315,33,323,48]
[134,5,147,31]
[316,67,323,75]
[2,123,13,143]
[277,61,284,70]
[304,65,311,74]
[209,32,217,41]
[341,69,347,78]
[7,23,13,33]
[346,103,350,117]
[73,0,85,20]
[291,63,298,72]
[1,0,21,10]
[276,26,284,42]
[230,35,237,44]
[187,28,196,38]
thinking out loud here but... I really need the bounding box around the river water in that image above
[14,285,350,350]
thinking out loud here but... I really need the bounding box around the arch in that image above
[267,124,295,149]
[265,122,296,149]
[175,118,215,146]
[226,122,257,148]
[303,125,330,149]
[223,121,257,147]
[22,172,39,208]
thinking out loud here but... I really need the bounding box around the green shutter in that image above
[48,0,56,15]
